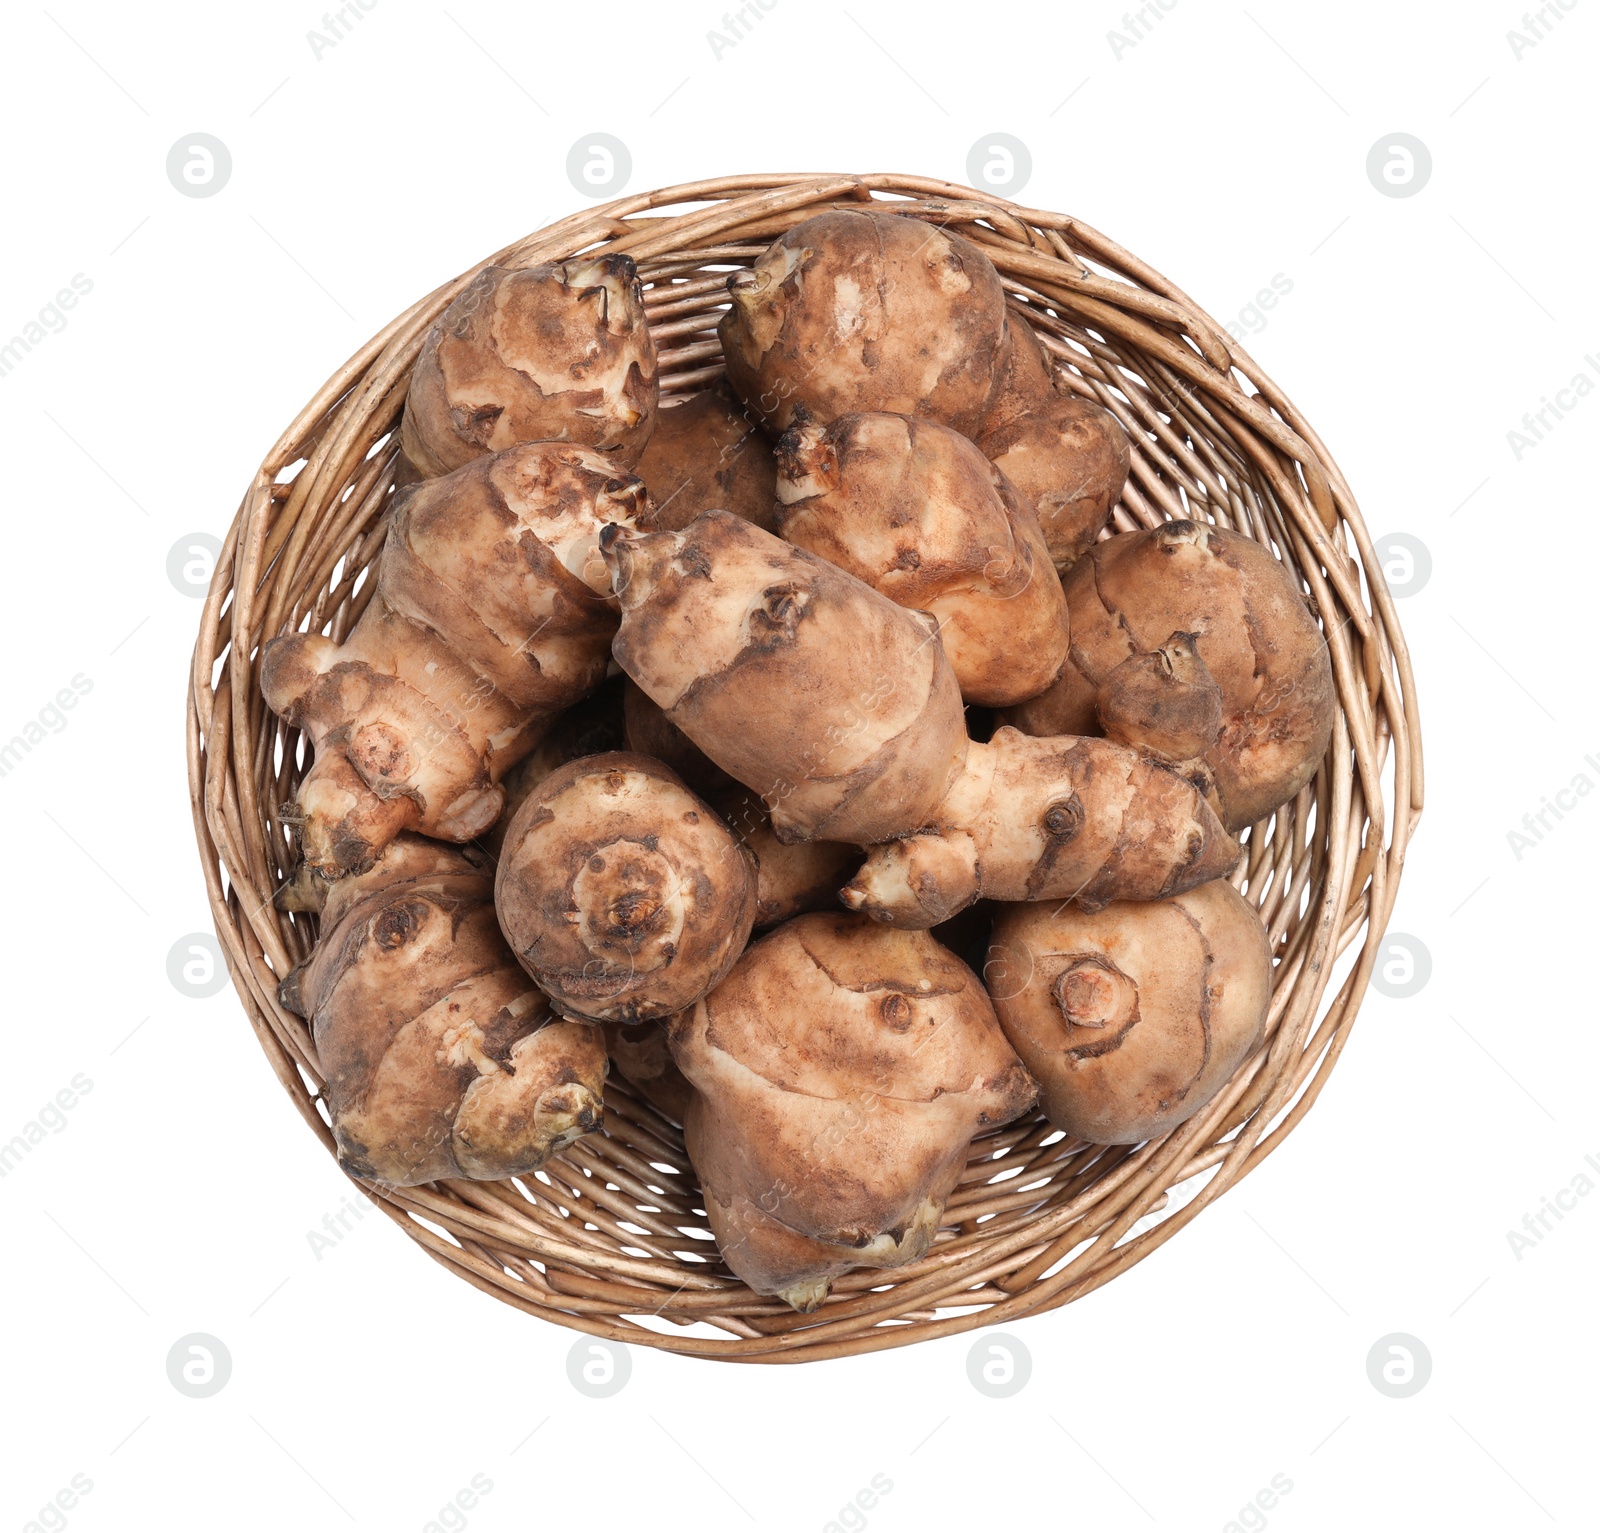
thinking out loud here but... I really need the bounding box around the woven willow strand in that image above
[186,173,1422,1362]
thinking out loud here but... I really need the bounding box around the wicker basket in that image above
[187,173,1422,1363]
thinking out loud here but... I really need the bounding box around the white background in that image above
[1,1,1594,1529]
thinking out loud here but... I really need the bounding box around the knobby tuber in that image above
[632,381,777,532]
[986,879,1271,1143]
[718,210,1014,437]
[603,511,968,846]
[1004,519,1335,830]
[262,444,645,880]
[278,836,607,1184]
[402,257,658,479]
[494,752,757,1023]
[840,727,1239,927]
[773,411,1069,707]
[669,913,1036,1310]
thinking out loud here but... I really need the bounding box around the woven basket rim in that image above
[187,172,1423,1363]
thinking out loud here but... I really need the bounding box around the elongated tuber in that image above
[986,879,1270,1144]
[840,726,1239,927]
[669,913,1037,1310]
[718,210,1014,437]
[773,411,1069,706]
[402,257,658,479]
[261,444,645,880]
[494,752,757,1023]
[1004,519,1335,829]
[603,511,968,846]
[278,836,607,1184]
[632,381,777,532]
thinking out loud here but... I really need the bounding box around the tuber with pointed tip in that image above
[261,444,646,881]
[669,913,1037,1310]
[632,381,777,532]
[986,879,1270,1144]
[773,411,1069,707]
[277,835,607,1184]
[494,752,757,1024]
[1004,519,1336,830]
[840,727,1239,928]
[402,257,658,479]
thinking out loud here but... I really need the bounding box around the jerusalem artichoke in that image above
[632,381,777,532]
[402,257,658,479]
[986,879,1271,1144]
[773,411,1069,706]
[494,752,757,1024]
[278,835,607,1184]
[669,912,1036,1310]
[261,444,645,880]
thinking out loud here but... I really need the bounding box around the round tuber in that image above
[401,257,658,479]
[985,879,1271,1144]
[494,752,757,1024]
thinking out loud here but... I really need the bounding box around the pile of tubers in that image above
[266,208,1334,1313]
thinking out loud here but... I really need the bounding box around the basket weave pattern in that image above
[187,174,1422,1362]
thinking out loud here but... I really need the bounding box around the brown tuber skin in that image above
[773,411,1069,707]
[1097,630,1225,802]
[279,836,607,1184]
[622,678,735,797]
[975,392,1132,572]
[494,752,757,1024]
[1004,520,1336,830]
[261,444,645,881]
[600,1018,695,1123]
[402,258,658,479]
[986,879,1271,1144]
[718,210,1014,437]
[840,727,1239,928]
[711,787,861,928]
[669,913,1037,1310]
[603,511,968,846]
[632,382,778,532]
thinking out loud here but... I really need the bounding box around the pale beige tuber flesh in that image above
[261,444,645,881]
[278,836,607,1184]
[669,913,1037,1310]
[718,210,1013,437]
[773,411,1069,707]
[840,727,1240,928]
[402,258,658,479]
[494,752,757,1024]
[1004,519,1336,830]
[602,511,968,846]
[632,381,778,532]
[986,879,1270,1144]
